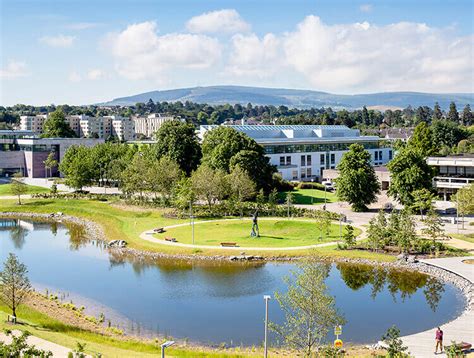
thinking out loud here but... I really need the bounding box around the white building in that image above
[427,155,474,200]
[20,115,48,133]
[199,125,393,182]
[133,114,178,138]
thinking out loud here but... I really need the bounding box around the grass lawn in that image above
[0,304,253,357]
[159,218,358,247]
[0,183,50,196]
[0,197,395,260]
[279,188,338,205]
[451,233,474,244]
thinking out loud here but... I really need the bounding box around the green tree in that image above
[367,210,388,251]
[59,145,94,190]
[173,177,196,211]
[381,325,409,358]
[43,152,58,178]
[422,210,445,252]
[152,121,201,175]
[447,101,459,123]
[227,166,256,216]
[191,165,228,211]
[270,258,344,356]
[454,184,474,229]
[335,144,380,212]
[408,122,435,156]
[393,210,417,253]
[41,109,75,138]
[202,126,275,191]
[0,253,32,318]
[432,102,443,121]
[387,147,433,206]
[148,156,183,204]
[411,188,435,217]
[121,153,150,199]
[342,224,356,247]
[461,104,473,126]
[431,120,468,148]
[10,172,28,205]
[197,111,209,124]
[314,211,331,241]
[0,330,52,357]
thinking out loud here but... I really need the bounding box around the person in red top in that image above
[435,327,443,354]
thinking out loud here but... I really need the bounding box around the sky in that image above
[1,0,473,106]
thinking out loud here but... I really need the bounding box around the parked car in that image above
[321,180,335,191]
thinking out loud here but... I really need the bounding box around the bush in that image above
[297,182,326,190]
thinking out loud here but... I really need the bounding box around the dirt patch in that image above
[462,259,474,265]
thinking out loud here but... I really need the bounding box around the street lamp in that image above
[161,340,175,358]
[263,295,271,358]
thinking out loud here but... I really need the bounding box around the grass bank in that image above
[279,188,337,205]
[0,183,50,196]
[0,197,395,261]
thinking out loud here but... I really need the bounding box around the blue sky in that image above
[1,0,473,105]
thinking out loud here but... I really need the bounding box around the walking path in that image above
[0,330,77,357]
[401,256,474,357]
[139,218,367,251]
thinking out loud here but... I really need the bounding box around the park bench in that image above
[154,227,165,233]
[164,237,177,242]
[220,242,238,247]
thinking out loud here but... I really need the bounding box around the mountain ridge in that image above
[102,85,473,109]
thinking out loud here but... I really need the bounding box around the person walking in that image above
[435,327,443,354]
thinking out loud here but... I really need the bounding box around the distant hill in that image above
[102,85,473,109]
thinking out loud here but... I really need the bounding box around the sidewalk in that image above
[0,330,74,357]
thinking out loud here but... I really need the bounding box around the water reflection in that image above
[336,263,444,311]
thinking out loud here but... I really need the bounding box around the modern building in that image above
[19,115,48,133]
[0,130,103,178]
[199,125,393,182]
[427,155,474,199]
[322,166,392,190]
[133,114,177,138]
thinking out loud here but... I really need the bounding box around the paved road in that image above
[401,256,474,357]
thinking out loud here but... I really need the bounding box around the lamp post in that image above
[263,295,271,358]
[161,340,175,358]
[190,200,195,245]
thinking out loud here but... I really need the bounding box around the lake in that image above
[0,218,465,346]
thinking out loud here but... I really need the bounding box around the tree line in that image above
[2,100,472,130]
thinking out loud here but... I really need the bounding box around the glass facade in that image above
[264,141,385,154]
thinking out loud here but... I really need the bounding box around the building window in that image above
[292,170,298,180]
[307,168,312,177]
[301,155,306,166]
[389,150,393,160]
[375,151,379,161]
[307,155,312,166]
[280,156,285,166]
[286,156,291,165]
[301,169,306,179]
[379,151,383,161]
[320,154,325,164]
[330,153,335,164]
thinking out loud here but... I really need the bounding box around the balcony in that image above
[433,176,474,189]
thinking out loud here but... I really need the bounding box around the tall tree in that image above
[270,258,344,356]
[447,101,459,123]
[227,166,256,216]
[431,120,468,149]
[0,253,32,318]
[10,172,28,205]
[410,188,435,217]
[454,184,474,229]
[432,102,443,121]
[409,122,435,156]
[43,152,58,178]
[41,109,75,138]
[367,210,388,251]
[121,153,151,199]
[59,145,94,190]
[191,165,228,211]
[148,156,183,203]
[461,104,473,126]
[387,147,433,206]
[335,144,380,212]
[422,210,445,252]
[152,121,201,175]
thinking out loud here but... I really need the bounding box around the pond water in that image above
[0,218,465,346]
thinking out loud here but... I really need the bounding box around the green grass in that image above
[0,183,50,196]
[159,218,357,247]
[279,188,338,205]
[0,304,252,357]
[451,233,474,244]
[0,197,395,260]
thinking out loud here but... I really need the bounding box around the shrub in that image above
[297,182,325,190]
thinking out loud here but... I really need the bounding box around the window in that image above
[320,154,325,164]
[307,168,312,177]
[375,151,379,161]
[389,150,393,160]
[301,155,306,166]
[307,155,312,166]
[280,156,285,166]
[330,153,335,164]
[301,169,306,179]
[286,156,291,165]
[379,151,383,161]
[292,170,298,180]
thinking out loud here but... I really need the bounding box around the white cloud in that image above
[87,69,105,80]
[66,22,100,30]
[281,16,474,93]
[108,21,221,80]
[359,4,373,13]
[39,34,75,48]
[226,33,282,78]
[0,60,28,79]
[186,9,250,34]
[68,71,82,82]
